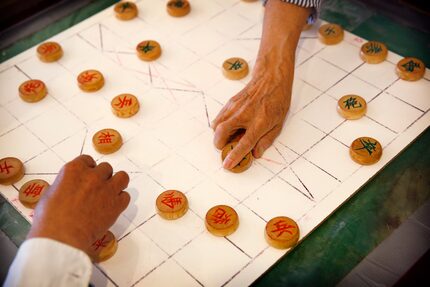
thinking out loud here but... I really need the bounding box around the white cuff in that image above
[4,238,92,287]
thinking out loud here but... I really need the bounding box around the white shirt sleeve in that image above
[4,238,92,287]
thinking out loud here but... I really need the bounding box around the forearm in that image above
[255,0,311,86]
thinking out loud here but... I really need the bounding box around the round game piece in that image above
[337,95,367,120]
[221,142,253,173]
[349,136,382,165]
[156,190,189,220]
[360,41,388,64]
[318,23,344,45]
[88,231,118,263]
[19,179,49,209]
[111,94,140,118]
[205,205,239,237]
[18,79,47,103]
[396,57,425,81]
[265,216,300,249]
[166,0,191,17]
[77,69,105,92]
[222,57,249,80]
[114,1,138,20]
[37,42,63,62]
[136,40,162,61]
[0,157,25,186]
[92,128,123,154]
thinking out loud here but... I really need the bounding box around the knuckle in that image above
[87,171,101,184]
[116,171,130,185]
[63,160,80,172]
[239,136,254,149]
[216,122,230,134]
[102,162,113,171]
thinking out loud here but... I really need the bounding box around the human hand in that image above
[212,0,309,171]
[212,69,292,170]
[27,155,130,255]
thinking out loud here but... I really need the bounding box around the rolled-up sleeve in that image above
[263,0,323,23]
[4,238,92,287]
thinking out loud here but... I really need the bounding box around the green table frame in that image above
[1,1,429,286]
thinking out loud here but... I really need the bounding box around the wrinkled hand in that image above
[212,71,291,170]
[27,155,130,255]
[212,0,308,171]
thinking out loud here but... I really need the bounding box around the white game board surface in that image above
[1,1,429,286]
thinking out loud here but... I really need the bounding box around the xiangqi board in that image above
[1,0,429,286]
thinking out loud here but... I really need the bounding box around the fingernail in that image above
[223,157,234,169]
[255,147,263,158]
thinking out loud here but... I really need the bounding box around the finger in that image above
[213,120,241,150]
[211,103,232,130]
[211,89,247,130]
[75,154,96,168]
[252,126,282,158]
[95,162,114,180]
[110,171,130,192]
[116,191,131,212]
[223,130,259,170]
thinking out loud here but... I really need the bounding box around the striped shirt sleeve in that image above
[263,0,323,24]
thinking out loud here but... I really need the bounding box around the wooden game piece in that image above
[18,79,47,103]
[265,216,300,249]
[166,0,191,17]
[136,40,162,61]
[318,23,344,45]
[0,157,25,186]
[37,42,63,62]
[337,95,367,120]
[349,136,382,165]
[396,57,425,81]
[205,205,239,237]
[221,142,253,173]
[88,231,118,263]
[77,69,105,92]
[222,57,249,80]
[92,128,123,154]
[360,41,388,64]
[111,94,140,118]
[19,179,49,209]
[156,190,189,220]
[114,1,138,20]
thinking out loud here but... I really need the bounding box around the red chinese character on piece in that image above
[161,192,182,209]
[41,44,57,54]
[0,161,13,174]
[23,183,44,198]
[115,96,132,109]
[211,208,231,225]
[80,72,97,83]
[92,234,107,251]
[98,132,115,144]
[271,220,296,237]
[23,81,41,93]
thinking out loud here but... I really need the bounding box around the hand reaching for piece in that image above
[212,71,291,169]
[212,0,310,170]
[27,155,130,255]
